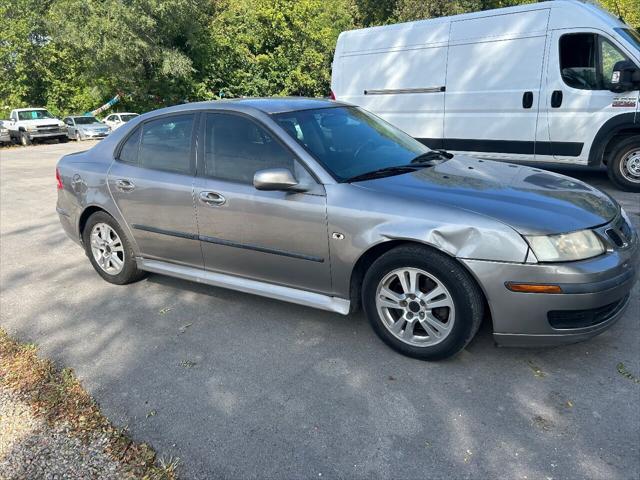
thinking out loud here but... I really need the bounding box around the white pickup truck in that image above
[6,108,68,145]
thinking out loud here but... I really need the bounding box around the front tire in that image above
[82,211,146,285]
[362,245,484,360]
[20,131,31,146]
[607,136,640,192]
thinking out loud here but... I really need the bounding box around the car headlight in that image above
[525,229,605,262]
[27,125,38,132]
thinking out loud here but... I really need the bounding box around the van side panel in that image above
[440,9,550,161]
[333,22,449,141]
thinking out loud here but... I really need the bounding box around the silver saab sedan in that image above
[56,98,638,360]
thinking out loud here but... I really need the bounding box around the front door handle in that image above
[551,90,563,108]
[115,179,135,192]
[522,91,534,109]
[199,191,226,206]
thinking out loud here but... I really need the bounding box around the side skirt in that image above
[136,258,351,315]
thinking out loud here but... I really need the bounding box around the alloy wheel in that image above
[90,223,125,275]
[375,267,456,347]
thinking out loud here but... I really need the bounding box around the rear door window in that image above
[118,128,141,164]
[139,115,195,174]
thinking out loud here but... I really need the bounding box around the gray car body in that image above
[56,98,639,347]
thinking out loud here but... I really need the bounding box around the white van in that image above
[331,0,640,191]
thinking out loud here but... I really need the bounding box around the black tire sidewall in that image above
[20,132,31,146]
[362,246,483,360]
[82,211,143,285]
[607,136,640,192]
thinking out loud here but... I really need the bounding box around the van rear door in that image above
[442,8,550,162]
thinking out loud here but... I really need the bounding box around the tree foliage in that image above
[0,0,636,118]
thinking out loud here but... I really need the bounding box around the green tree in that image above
[600,0,639,29]
[202,0,353,98]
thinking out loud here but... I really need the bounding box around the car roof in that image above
[14,108,48,112]
[144,97,347,117]
[115,112,138,115]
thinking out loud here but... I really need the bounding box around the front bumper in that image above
[27,130,67,139]
[461,229,638,347]
[80,130,109,139]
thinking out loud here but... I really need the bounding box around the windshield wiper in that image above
[410,149,453,163]
[345,165,419,183]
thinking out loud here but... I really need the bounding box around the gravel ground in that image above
[0,388,125,480]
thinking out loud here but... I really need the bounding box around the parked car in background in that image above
[56,98,638,360]
[64,116,111,141]
[103,112,139,131]
[331,0,640,191]
[0,121,11,145]
[6,108,68,146]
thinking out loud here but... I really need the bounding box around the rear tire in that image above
[607,136,640,192]
[82,211,146,285]
[362,245,484,360]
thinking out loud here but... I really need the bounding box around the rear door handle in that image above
[551,90,563,108]
[115,179,135,192]
[522,91,534,109]
[199,191,226,206]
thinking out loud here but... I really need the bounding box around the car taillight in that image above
[329,90,336,100]
[56,168,63,190]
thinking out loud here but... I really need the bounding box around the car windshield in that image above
[120,114,138,122]
[272,106,432,182]
[615,28,640,52]
[74,116,100,125]
[17,110,55,121]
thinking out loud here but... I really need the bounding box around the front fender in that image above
[325,184,529,298]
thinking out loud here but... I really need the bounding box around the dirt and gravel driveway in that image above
[1,141,639,479]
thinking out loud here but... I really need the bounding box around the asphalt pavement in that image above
[1,141,639,479]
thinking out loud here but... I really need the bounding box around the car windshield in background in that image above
[273,106,432,182]
[17,110,55,121]
[121,114,138,122]
[615,28,640,51]
[74,116,100,125]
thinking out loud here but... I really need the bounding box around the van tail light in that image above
[56,168,63,190]
[329,90,336,100]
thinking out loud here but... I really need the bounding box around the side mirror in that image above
[253,168,306,192]
[610,60,640,93]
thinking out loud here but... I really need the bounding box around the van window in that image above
[560,33,630,90]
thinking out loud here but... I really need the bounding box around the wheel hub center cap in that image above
[629,155,640,176]
[408,301,421,313]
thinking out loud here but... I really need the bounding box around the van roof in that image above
[337,0,626,40]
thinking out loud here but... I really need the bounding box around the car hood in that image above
[18,119,64,127]
[354,156,618,235]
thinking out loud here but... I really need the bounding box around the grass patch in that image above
[0,328,178,479]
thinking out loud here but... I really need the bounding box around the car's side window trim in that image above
[114,112,200,175]
[196,110,320,185]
